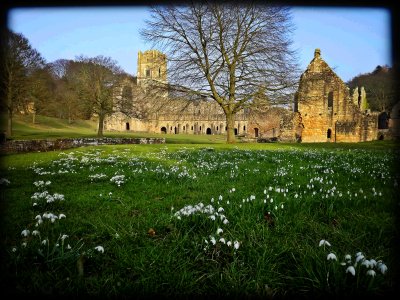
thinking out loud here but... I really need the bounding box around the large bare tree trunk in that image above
[226,112,236,144]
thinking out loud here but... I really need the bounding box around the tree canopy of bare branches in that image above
[141,2,299,143]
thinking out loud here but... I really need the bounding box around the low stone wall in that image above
[0,137,165,154]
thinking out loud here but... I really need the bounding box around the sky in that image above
[7,5,392,83]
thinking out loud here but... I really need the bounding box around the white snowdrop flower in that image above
[59,214,66,219]
[281,204,284,209]
[218,195,223,201]
[232,188,235,192]
[227,201,230,204]
[327,253,337,261]
[366,269,376,277]
[369,259,377,267]
[22,242,27,247]
[269,186,272,191]
[274,206,278,210]
[250,195,255,200]
[42,239,47,245]
[219,238,226,244]
[21,229,30,237]
[378,263,388,274]
[61,234,68,241]
[32,230,40,236]
[35,215,42,220]
[264,189,267,194]
[345,254,351,261]
[12,247,17,252]
[223,219,229,225]
[362,260,373,268]
[340,262,346,266]
[218,207,224,213]
[67,244,72,250]
[209,215,216,221]
[204,239,208,244]
[95,246,104,253]
[216,228,223,235]
[33,203,38,207]
[239,205,242,208]
[264,200,267,204]
[210,237,216,245]
[356,254,365,263]
[211,198,214,203]
[346,266,356,276]
[295,194,298,199]
[234,241,240,250]
[319,240,331,247]
[227,241,232,247]
[270,199,273,203]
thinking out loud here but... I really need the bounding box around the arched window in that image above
[327,129,332,139]
[254,128,259,138]
[206,128,212,135]
[161,127,167,134]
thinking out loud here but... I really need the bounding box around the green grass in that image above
[0,142,399,298]
[7,114,227,144]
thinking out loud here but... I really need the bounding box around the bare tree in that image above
[75,55,123,137]
[141,2,299,143]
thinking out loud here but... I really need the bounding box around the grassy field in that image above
[1,139,399,298]
[0,114,399,298]
[7,114,228,144]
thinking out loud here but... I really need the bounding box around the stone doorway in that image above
[206,128,212,135]
[254,128,259,138]
[126,122,130,130]
[161,127,167,134]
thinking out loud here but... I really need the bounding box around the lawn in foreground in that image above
[0,143,398,298]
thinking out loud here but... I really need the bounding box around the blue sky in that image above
[7,5,392,82]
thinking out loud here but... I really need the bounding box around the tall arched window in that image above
[328,91,333,109]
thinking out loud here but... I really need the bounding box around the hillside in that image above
[3,114,227,144]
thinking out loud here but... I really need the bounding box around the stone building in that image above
[105,49,381,143]
[294,48,378,142]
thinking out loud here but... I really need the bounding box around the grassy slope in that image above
[6,113,400,149]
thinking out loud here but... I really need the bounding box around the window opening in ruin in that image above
[206,128,212,135]
[378,112,389,129]
[183,126,185,131]
[243,125,246,131]
[170,126,172,131]
[191,126,193,130]
[272,128,276,137]
[146,69,150,77]
[379,134,384,140]
[161,127,167,134]
[199,126,202,131]
[225,126,227,131]
[234,128,238,135]
[328,91,333,109]
[159,68,161,77]
[174,127,177,134]
[327,129,332,139]
[126,122,130,130]
[216,126,219,131]
[254,128,259,138]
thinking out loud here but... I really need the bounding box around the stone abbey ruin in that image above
[104,49,399,142]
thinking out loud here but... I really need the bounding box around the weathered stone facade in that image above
[105,49,384,143]
[294,49,378,142]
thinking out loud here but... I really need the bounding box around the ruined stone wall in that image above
[0,137,165,154]
[296,49,378,143]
